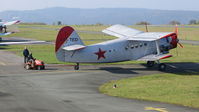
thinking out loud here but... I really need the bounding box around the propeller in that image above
[174,24,183,48]
[178,42,183,48]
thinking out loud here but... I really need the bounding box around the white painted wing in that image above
[102,24,143,39]
[3,20,20,26]
[0,32,12,36]
[128,32,174,41]
[62,44,86,51]
[0,41,46,45]
[138,54,172,61]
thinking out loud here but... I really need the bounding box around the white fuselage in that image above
[63,39,157,63]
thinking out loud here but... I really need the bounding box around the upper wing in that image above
[102,24,143,39]
[128,32,175,41]
[0,32,12,36]
[137,54,172,61]
[103,24,174,41]
[3,20,20,26]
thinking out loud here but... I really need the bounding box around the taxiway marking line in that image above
[22,70,101,76]
[145,107,168,112]
[0,62,6,66]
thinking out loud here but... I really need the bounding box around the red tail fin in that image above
[55,26,74,52]
[55,26,84,62]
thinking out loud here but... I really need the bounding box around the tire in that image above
[147,61,155,67]
[74,65,79,70]
[25,64,31,70]
[42,65,45,70]
[37,66,42,70]
[158,63,166,71]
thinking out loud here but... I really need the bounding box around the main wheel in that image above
[147,61,155,67]
[158,63,166,71]
[74,65,79,70]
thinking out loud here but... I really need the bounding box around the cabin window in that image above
[168,37,172,43]
[135,44,138,48]
[144,43,147,46]
[140,43,143,47]
[131,45,134,49]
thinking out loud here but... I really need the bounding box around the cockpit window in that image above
[167,37,172,43]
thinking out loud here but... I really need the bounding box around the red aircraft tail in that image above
[55,26,84,61]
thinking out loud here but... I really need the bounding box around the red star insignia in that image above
[94,48,106,60]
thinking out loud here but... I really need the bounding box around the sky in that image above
[1,0,199,11]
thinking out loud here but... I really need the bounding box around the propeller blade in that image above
[178,43,184,48]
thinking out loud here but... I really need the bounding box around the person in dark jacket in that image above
[23,46,29,63]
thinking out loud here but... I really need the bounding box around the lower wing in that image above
[0,41,46,45]
[137,54,172,61]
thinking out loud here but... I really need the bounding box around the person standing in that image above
[23,46,29,63]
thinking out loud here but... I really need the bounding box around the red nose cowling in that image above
[170,33,178,48]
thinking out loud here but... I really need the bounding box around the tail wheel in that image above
[147,61,155,67]
[158,63,166,71]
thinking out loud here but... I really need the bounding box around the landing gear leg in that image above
[146,60,167,71]
[74,63,79,70]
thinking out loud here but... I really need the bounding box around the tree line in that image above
[20,19,199,25]
[135,20,199,25]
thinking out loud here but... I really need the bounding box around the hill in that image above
[1,7,199,25]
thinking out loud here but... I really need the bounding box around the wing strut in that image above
[155,40,160,55]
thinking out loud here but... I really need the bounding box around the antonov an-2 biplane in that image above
[55,24,182,71]
[0,20,20,37]
[0,20,45,45]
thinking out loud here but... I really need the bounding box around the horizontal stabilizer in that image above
[102,24,143,39]
[62,44,86,51]
[138,54,172,61]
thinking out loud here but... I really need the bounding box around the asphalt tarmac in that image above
[0,50,199,112]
